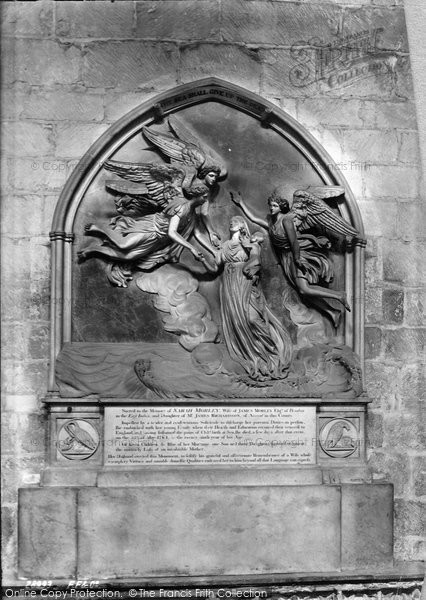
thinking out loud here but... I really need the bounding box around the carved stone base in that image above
[18,482,393,580]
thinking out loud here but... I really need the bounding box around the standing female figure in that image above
[209,216,292,381]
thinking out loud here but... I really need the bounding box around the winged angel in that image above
[78,117,226,286]
[232,185,365,328]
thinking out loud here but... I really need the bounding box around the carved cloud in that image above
[136,265,219,351]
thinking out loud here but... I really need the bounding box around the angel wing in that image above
[303,185,345,199]
[105,179,149,197]
[142,125,205,171]
[167,115,201,151]
[292,187,361,239]
[104,160,186,210]
[105,179,167,219]
[167,115,227,178]
[142,115,227,181]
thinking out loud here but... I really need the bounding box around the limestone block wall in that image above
[1,0,424,581]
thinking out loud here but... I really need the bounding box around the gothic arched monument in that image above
[19,78,394,581]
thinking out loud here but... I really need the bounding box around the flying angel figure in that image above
[78,116,227,286]
[231,185,366,328]
[78,165,211,286]
[140,115,227,247]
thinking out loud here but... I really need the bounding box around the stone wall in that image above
[1,0,424,582]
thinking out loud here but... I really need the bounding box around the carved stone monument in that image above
[19,79,395,581]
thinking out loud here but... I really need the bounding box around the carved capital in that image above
[49,231,66,242]
[49,231,75,243]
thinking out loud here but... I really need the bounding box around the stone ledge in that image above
[42,395,373,406]
[4,567,424,591]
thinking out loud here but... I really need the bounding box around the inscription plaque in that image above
[104,406,316,466]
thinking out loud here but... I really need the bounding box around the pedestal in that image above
[18,397,395,581]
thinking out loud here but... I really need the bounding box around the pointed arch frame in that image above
[48,77,365,392]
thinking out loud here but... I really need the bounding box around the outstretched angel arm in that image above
[191,229,220,273]
[292,187,363,240]
[104,160,186,209]
[193,228,216,255]
[167,214,205,262]
[230,192,269,230]
[196,198,221,248]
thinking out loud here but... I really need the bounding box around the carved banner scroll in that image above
[104,406,316,466]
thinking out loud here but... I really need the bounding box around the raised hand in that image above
[192,249,205,262]
[209,231,221,248]
[294,258,307,274]
[229,191,243,206]
[243,265,258,279]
